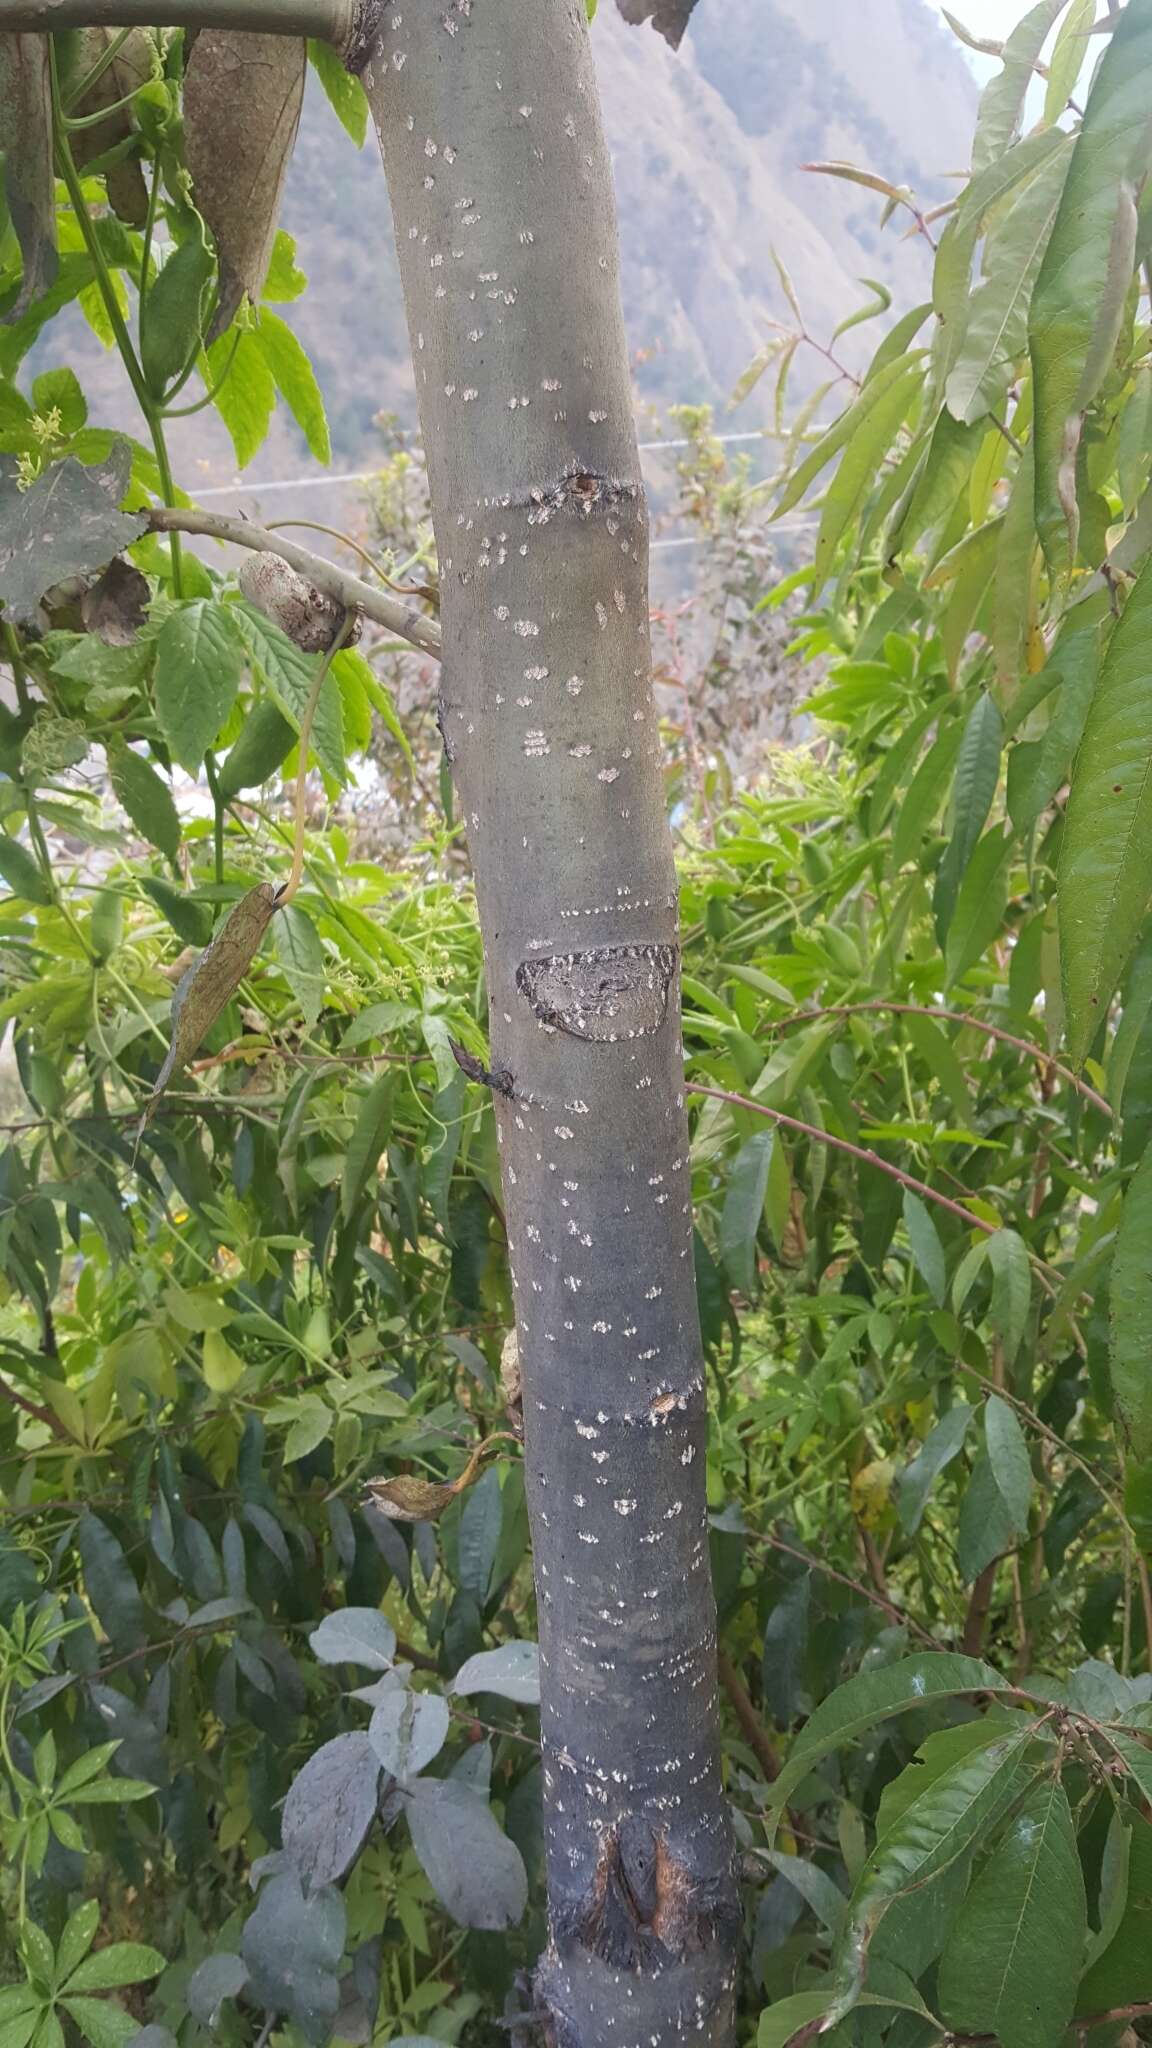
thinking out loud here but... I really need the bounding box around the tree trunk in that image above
[363,6,739,2042]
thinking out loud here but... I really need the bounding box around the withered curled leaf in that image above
[139,883,280,1128]
[185,30,306,339]
[65,27,155,227]
[0,33,57,321]
[364,1434,518,1524]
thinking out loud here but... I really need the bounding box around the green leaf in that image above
[0,833,51,904]
[233,600,345,784]
[971,0,1069,176]
[758,1994,833,2048]
[1043,0,1096,122]
[984,1393,1032,1533]
[282,1395,331,1463]
[935,692,1003,942]
[106,746,182,866]
[719,1130,774,1295]
[1008,614,1105,834]
[904,1012,972,1120]
[256,309,330,464]
[63,1946,165,1993]
[958,1445,1016,1582]
[1109,1141,1152,1458]
[0,447,145,630]
[272,903,325,1027]
[0,32,57,320]
[1030,0,1152,567]
[773,353,924,521]
[55,1902,99,1985]
[938,1777,1085,2048]
[893,719,964,869]
[203,328,276,470]
[59,1999,139,2048]
[987,1235,1032,1364]
[812,365,924,592]
[898,1404,974,1535]
[31,367,86,434]
[827,1727,1037,2029]
[306,38,368,146]
[217,698,297,797]
[1077,1812,1152,2012]
[902,1189,947,1307]
[140,214,214,398]
[154,601,245,776]
[78,1512,146,1652]
[945,826,1013,986]
[946,141,1071,426]
[1060,556,1152,1063]
[766,1653,1010,1813]
[342,1069,394,1221]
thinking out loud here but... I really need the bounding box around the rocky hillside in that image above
[52,0,978,502]
[273,0,976,465]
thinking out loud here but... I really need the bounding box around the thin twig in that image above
[717,1647,780,1780]
[764,1001,1110,1117]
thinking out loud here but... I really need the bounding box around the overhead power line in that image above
[190,425,828,503]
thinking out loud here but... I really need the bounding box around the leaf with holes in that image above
[368,1689,450,1781]
[281,1733,380,1888]
[0,449,145,630]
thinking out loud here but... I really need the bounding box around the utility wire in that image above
[190,425,830,503]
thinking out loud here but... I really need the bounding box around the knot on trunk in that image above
[516,944,676,1044]
[555,1817,721,1972]
[522,467,644,528]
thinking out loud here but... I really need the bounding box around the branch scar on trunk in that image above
[516,945,676,1043]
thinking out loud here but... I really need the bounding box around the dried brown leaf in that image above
[184,31,306,339]
[140,882,279,1127]
[67,27,154,227]
[0,33,57,321]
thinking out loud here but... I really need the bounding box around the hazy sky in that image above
[924,0,1036,38]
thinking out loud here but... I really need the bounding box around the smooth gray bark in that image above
[364,6,739,2043]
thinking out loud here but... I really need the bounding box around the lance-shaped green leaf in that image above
[0,449,146,630]
[141,213,215,399]
[766,1653,1011,1814]
[140,885,280,1126]
[889,408,985,557]
[898,1404,974,1535]
[984,1391,1032,1529]
[1007,612,1105,834]
[935,692,1002,942]
[185,31,307,339]
[1109,1142,1152,1459]
[1059,555,1152,1063]
[1030,0,1152,569]
[902,1189,947,1306]
[1044,0,1096,122]
[0,34,56,322]
[107,745,181,866]
[945,826,1013,986]
[772,352,925,521]
[939,1777,1086,2048]
[946,141,1071,426]
[971,0,1069,176]
[813,364,925,591]
[825,1726,1038,2029]
[987,1235,1032,1363]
